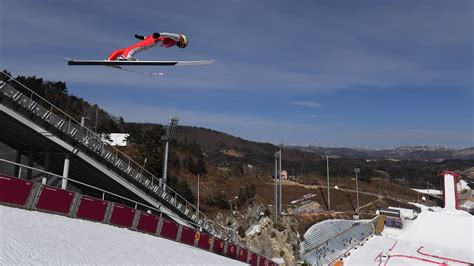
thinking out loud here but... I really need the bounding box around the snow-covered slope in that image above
[344,209,474,265]
[0,205,245,265]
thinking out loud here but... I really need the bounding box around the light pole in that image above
[274,149,282,220]
[233,196,238,212]
[274,151,278,221]
[197,173,200,222]
[326,151,331,210]
[278,147,282,215]
[162,116,179,186]
[354,168,360,215]
[80,116,90,127]
[378,177,381,196]
[94,108,99,133]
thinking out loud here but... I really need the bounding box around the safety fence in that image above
[0,74,230,239]
[0,171,276,266]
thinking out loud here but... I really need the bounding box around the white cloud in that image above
[288,101,321,108]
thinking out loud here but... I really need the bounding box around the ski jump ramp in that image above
[0,79,225,237]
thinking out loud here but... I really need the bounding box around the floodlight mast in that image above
[162,116,179,186]
[354,167,361,215]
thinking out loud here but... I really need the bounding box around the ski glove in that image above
[134,34,145,40]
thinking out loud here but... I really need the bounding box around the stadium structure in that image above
[0,75,472,265]
[0,76,275,265]
[300,171,473,265]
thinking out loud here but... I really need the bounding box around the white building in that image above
[102,133,129,147]
[281,170,288,180]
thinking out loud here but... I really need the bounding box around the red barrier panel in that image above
[0,175,33,206]
[76,195,108,222]
[36,186,74,214]
[227,243,237,258]
[136,212,160,234]
[213,238,225,255]
[180,226,196,246]
[160,219,179,240]
[196,231,211,250]
[258,256,266,266]
[109,204,135,228]
[239,247,248,263]
[250,253,258,266]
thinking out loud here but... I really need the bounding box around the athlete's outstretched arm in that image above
[159,32,181,41]
[134,34,145,40]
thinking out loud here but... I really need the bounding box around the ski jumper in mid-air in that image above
[106,32,188,61]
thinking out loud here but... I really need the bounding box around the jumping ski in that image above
[66,59,214,66]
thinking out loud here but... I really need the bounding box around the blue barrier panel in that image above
[0,175,33,206]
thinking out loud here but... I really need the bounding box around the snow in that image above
[245,217,270,237]
[343,174,473,265]
[460,200,474,209]
[344,208,474,265]
[271,257,285,264]
[408,202,442,212]
[412,180,471,196]
[457,179,471,191]
[398,209,473,259]
[245,224,261,236]
[411,189,443,195]
[0,205,245,265]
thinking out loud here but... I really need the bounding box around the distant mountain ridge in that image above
[175,126,474,162]
[289,145,474,161]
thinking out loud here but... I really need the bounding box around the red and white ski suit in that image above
[106,32,181,60]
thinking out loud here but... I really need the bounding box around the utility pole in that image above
[278,147,282,215]
[274,148,283,221]
[95,108,99,133]
[197,173,200,222]
[378,177,381,196]
[326,151,331,210]
[274,151,279,221]
[354,168,360,215]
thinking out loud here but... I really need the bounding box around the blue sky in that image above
[1,0,472,148]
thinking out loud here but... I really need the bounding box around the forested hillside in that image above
[2,71,473,211]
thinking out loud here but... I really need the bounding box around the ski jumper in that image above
[107,32,181,60]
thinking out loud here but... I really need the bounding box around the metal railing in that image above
[0,159,165,215]
[0,72,233,240]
